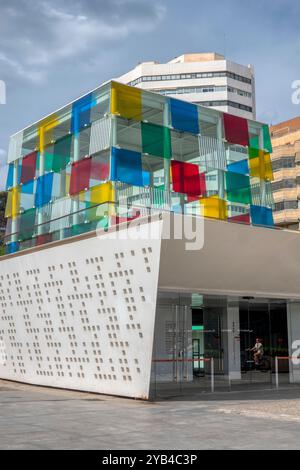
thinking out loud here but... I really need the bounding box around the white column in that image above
[217,116,225,199]
[11,161,19,244]
[110,115,117,219]
[37,148,45,236]
[72,133,80,227]
[287,302,300,383]
[163,101,170,196]
[59,168,67,240]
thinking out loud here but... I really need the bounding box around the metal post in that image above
[72,132,80,228]
[290,356,294,385]
[217,114,223,141]
[275,356,279,390]
[163,100,170,203]
[37,144,45,236]
[183,305,188,381]
[175,305,179,383]
[110,114,117,220]
[211,357,215,393]
[259,127,267,208]
[228,374,232,391]
[217,115,225,200]
[172,304,176,382]
[11,161,19,244]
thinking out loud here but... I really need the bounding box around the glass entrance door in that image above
[150,292,289,399]
[150,292,225,398]
[150,293,193,398]
[239,299,272,387]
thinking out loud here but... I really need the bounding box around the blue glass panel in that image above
[6,242,19,254]
[111,147,143,186]
[227,159,249,175]
[6,164,14,189]
[142,171,151,186]
[250,205,274,227]
[71,93,97,134]
[21,180,35,195]
[170,98,199,134]
[35,173,54,208]
[6,163,21,189]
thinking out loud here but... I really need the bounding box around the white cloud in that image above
[0,0,166,83]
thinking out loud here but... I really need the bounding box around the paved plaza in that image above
[1,380,300,449]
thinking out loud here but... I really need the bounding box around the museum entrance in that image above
[150,292,289,399]
[239,299,289,387]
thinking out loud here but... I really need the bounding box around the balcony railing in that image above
[1,185,277,256]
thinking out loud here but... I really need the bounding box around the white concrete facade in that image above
[0,220,163,399]
[117,53,255,120]
[1,214,300,398]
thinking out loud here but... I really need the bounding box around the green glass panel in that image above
[44,148,54,172]
[226,172,252,204]
[249,135,259,150]
[249,126,272,153]
[248,147,260,159]
[42,135,72,173]
[19,208,36,241]
[263,125,272,153]
[141,122,172,159]
[52,134,72,172]
[71,222,93,236]
[85,202,110,225]
[227,188,251,204]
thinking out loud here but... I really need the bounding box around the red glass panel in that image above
[36,233,53,246]
[90,159,109,181]
[20,151,37,184]
[223,113,249,146]
[228,213,250,224]
[69,158,92,195]
[171,160,206,196]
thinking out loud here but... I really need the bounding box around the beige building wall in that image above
[270,119,300,229]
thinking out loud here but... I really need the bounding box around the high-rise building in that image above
[1,81,300,400]
[270,117,300,229]
[117,53,255,120]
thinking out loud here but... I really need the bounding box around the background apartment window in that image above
[272,157,295,171]
[274,201,298,211]
[271,179,297,191]
[129,71,252,86]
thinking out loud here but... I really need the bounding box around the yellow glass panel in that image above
[38,114,60,152]
[264,153,273,181]
[249,151,273,181]
[65,173,71,194]
[111,82,142,121]
[249,156,260,178]
[90,182,115,204]
[5,187,20,218]
[5,191,12,218]
[199,196,227,220]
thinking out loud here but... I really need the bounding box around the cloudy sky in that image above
[0,0,299,188]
